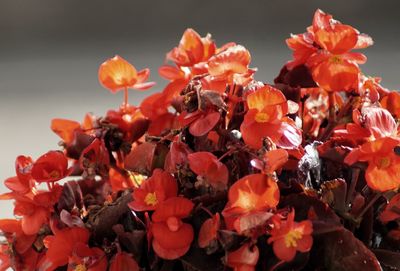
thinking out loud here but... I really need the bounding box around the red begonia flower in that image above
[13,186,62,235]
[345,137,400,192]
[31,151,70,183]
[225,243,259,271]
[98,55,155,93]
[198,213,220,249]
[267,210,313,262]
[151,197,194,259]
[128,169,178,212]
[109,252,140,271]
[381,91,400,119]
[164,141,192,173]
[39,227,90,271]
[51,119,81,145]
[240,85,301,149]
[188,152,228,190]
[0,219,36,255]
[380,194,400,224]
[67,243,107,271]
[222,174,279,233]
[208,45,251,82]
[5,156,34,194]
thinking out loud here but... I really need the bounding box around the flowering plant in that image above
[2,9,400,271]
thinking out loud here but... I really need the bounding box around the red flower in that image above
[222,174,279,233]
[128,169,178,212]
[225,243,259,271]
[67,243,107,271]
[164,28,215,67]
[98,55,155,93]
[151,197,194,259]
[0,219,36,255]
[345,137,400,192]
[51,119,81,145]
[267,210,313,262]
[188,152,228,190]
[12,186,62,235]
[380,194,400,224]
[39,227,90,271]
[4,155,34,194]
[31,151,70,183]
[198,213,220,249]
[240,85,302,149]
[208,45,251,82]
[381,91,400,119]
[109,252,140,271]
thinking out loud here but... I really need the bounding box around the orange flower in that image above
[267,210,313,262]
[208,45,251,83]
[31,151,70,183]
[12,186,62,235]
[151,197,194,259]
[198,213,220,249]
[0,219,36,255]
[163,28,217,68]
[345,137,400,192]
[380,194,400,224]
[98,55,155,93]
[38,227,90,271]
[240,85,302,149]
[4,156,34,194]
[381,91,400,119]
[222,174,279,233]
[109,252,139,271]
[225,243,259,271]
[67,243,107,271]
[51,119,81,145]
[128,169,178,212]
[188,152,228,190]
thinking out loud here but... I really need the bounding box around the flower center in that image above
[74,264,87,271]
[48,170,60,179]
[255,112,269,123]
[284,230,303,248]
[377,156,391,169]
[330,55,342,64]
[144,192,158,206]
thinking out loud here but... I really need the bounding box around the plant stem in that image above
[356,193,381,220]
[123,87,129,110]
[346,167,360,207]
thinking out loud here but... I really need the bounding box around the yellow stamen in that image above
[285,230,303,248]
[144,192,158,206]
[330,55,342,64]
[48,170,60,179]
[255,112,269,123]
[74,264,87,271]
[377,157,391,169]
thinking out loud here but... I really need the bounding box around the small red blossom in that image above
[381,91,400,119]
[98,55,155,93]
[225,243,259,271]
[198,213,220,249]
[151,197,194,259]
[31,151,70,183]
[128,169,178,212]
[67,243,107,271]
[188,152,228,190]
[267,210,313,262]
[240,85,302,149]
[345,137,400,192]
[222,174,279,233]
[39,227,90,271]
[109,252,139,271]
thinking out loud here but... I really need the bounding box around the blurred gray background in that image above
[1,0,399,218]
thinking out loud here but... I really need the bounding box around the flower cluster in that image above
[1,9,400,271]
